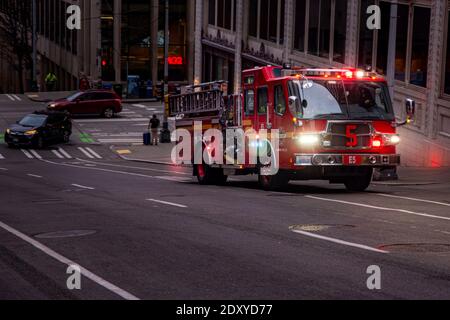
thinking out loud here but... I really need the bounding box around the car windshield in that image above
[18,115,46,127]
[289,79,394,120]
[66,92,84,102]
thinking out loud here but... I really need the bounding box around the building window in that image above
[247,0,285,44]
[294,0,306,51]
[375,1,391,75]
[394,3,408,81]
[333,0,347,63]
[209,0,235,31]
[358,0,375,69]
[410,6,430,88]
[308,0,331,58]
[444,11,450,95]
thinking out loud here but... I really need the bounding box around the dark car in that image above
[47,90,122,118]
[4,111,72,149]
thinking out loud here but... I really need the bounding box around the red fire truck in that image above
[168,65,414,191]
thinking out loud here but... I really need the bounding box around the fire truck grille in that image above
[328,123,371,148]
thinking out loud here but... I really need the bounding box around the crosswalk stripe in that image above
[78,147,95,159]
[0,153,4,159]
[85,147,102,159]
[12,94,21,101]
[52,150,64,159]
[5,94,15,101]
[29,149,42,159]
[58,148,72,159]
[21,149,34,159]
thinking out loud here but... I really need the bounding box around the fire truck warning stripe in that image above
[291,229,388,254]
[305,195,450,221]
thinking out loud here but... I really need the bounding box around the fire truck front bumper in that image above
[294,154,401,167]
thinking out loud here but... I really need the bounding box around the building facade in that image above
[198,0,450,167]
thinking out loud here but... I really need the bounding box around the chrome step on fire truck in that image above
[168,65,414,191]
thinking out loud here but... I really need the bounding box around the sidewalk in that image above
[25,91,159,103]
[111,144,450,185]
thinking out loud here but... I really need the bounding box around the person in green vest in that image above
[45,72,58,91]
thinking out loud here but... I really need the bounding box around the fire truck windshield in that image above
[288,80,395,121]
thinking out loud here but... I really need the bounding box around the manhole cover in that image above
[35,230,97,239]
[378,243,450,254]
[289,224,355,232]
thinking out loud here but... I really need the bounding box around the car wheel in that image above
[34,136,45,149]
[196,164,228,185]
[7,143,15,149]
[258,171,290,191]
[344,168,373,192]
[103,108,115,118]
[62,130,71,143]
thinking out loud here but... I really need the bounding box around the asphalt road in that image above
[0,94,449,300]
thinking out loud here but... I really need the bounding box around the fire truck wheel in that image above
[196,164,228,185]
[344,168,373,192]
[258,172,290,191]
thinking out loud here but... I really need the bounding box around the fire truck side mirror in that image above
[405,98,415,117]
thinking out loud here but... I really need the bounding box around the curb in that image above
[109,145,179,166]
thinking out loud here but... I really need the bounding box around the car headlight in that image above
[6,128,10,134]
[24,130,37,136]
[48,103,56,108]
[297,134,321,146]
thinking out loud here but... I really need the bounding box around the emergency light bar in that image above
[281,67,381,80]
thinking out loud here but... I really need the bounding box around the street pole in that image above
[160,0,171,143]
[32,0,37,91]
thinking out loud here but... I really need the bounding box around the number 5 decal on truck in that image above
[346,125,358,147]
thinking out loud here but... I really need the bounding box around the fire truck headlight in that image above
[384,134,401,145]
[297,134,321,146]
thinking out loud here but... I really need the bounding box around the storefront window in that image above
[333,0,347,63]
[395,4,408,81]
[249,0,258,37]
[376,1,391,75]
[444,11,450,95]
[358,0,375,69]
[101,0,115,81]
[410,6,430,88]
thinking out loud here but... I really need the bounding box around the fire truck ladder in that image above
[169,81,227,117]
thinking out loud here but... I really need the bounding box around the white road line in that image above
[305,195,450,222]
[21,149,34,159]
[0,167,8,171]
[85,147,102,159]
[0,153,4,160]
[29,149,42,159]
[58,148,72,159]
[5,94,15,101]
[291,229,388,254]
[119,111,136,115]
[74,118,148,123]
[0,220,139,300]
[27,174,42,178]
[132,104,147,108]
[12,94,21,101]
[376,193,450,207]
[154,176,192,182]
[98,138,142,143]
[52,150,64,159]
[78,147,95,159]
[147,199,187,208]
[71,184,95,190]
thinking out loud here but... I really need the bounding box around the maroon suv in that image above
[47,90,122,118]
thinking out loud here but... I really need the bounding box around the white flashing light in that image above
[297,134,321,146]
[356,70,365,78]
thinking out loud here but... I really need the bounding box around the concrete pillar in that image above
[242,0,249,49]
[113,0,121,83]
[187,0,196,83]
[425,0,446,138]
[386,2,397,100]
[151,0,159,87]
[90,0,101,79]
[345,0,359,67]
[234,0,243,94]
[283,0,294,63]
[194,0,203,84]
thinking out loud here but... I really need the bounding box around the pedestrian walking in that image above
[45,72,58,91]
[149,114,160,146]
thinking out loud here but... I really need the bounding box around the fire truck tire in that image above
[258,171,290,191]
[344,168,373,192]
[196,164,228,185]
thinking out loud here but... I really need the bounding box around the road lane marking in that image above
[291,229,388,254]
[0,153,4,159]
[78,147,95,159]
[85,147,102,159]
[76,158,190,175]
[376,193,450,207]
[0,167,8,170]
[98,138,142,144]
[71,184,95,190]
[29,149,42,159]
[305,195,450,222]
[0,220,140,300]
[58,148,72,159]
[52,150,64,159]
[21,149,34,159]
[147,199,187,208]
[12,94,21,101]
[27,174,43,178]
[5,94,15,101]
